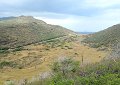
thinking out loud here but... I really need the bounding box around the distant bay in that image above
[77,32,94,34]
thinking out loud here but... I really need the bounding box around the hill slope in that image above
[0,16,75,48]
[0,16,16,21]
[83,24,120,48]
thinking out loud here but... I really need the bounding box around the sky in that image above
[0,0,120,32]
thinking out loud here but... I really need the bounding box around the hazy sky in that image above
[0,0,120,32]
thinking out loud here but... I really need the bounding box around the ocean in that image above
[78,32,94,34]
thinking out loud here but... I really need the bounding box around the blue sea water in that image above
[78,32,94,34]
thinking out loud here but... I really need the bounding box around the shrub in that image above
[13,46,23,52]
[52,58,80,77]
[23,57,120,85]
[0,61,17,69]
[4,80,15,85]
[0,47,9,54]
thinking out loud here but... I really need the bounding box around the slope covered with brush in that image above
[0,16,75,48]
[83,24,120,48]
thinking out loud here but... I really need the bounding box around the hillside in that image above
[0,35,106,85]
[0,16,109,85]
[0,16,75,48]
[82,24,120,48]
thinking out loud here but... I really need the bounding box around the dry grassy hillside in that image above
[83,24,120,48]
[0,35,107,85]
[0,16,74,49]
[0,16,109,85]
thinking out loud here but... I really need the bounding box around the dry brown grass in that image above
[0,36,107,85]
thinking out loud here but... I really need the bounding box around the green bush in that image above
[52,58,80,77]
[0,47,9,54]
[12,46,23,52]
[4,80,15,85]
[0,61,17,69]
[24,57,120,85]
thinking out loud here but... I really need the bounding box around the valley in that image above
[0,35,106,85]
[0,16,119,85]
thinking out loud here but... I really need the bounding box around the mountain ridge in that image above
[0,16,75,48]
[82,24,120,48]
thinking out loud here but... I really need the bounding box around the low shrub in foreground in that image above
[17,57,120,85]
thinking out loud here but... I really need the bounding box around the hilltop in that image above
[0,16,75,48]
[83,24,120,48]
[0,16,110,85]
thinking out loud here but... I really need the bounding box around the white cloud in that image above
[83,0,120,8]
[35,9,120,32]
[0,0,26,6]
[0,0,120,32]
[1,10,120,32]
[35,17,75,25]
